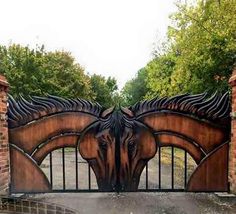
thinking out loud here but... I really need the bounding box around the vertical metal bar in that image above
[75,147,78,190]
[158,148,161,189]
[49,152,53,188]
[62,148,65,190]
[146,162,148,189]
[171,146,174,189]
[88,164,91,190]
[184,150,187,189]
[114,111,121,192]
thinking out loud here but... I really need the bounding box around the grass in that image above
[161,147,196,170]
[160,147,197,184]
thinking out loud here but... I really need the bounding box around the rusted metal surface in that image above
[8,92,230,193]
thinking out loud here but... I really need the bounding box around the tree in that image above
[0,44,94,99]
[90,74,118,107]
[145,0,236,98]
[0,44,45,96]
[42,51,93,99]
[145,53,176,98]
[121,68,148,106]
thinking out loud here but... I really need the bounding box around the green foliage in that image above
[90,74,118,108]
[0,44,93,99]
[42,51,93,98]
[145,0,236,98]
[145,53,176,98]
[0,44,119,106]
[121,68,148,106]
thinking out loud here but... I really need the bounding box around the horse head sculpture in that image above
[78,107,117,191]
[79,107,157,191]
[117,108,157,191]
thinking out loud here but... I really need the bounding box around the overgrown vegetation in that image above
[122,0,236,105]
[121,68,148,106]
[0,44,118,108]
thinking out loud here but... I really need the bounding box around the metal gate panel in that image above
[8,92,230,193]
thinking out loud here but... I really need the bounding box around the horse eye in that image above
[128,140,134,146]
[128,140,136,151]
[99,140,107,149]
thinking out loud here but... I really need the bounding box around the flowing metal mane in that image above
[8,95,103,128]
[8,92,231,129]
[129,92,230,122]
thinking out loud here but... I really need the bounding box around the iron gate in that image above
[8,92,230,193]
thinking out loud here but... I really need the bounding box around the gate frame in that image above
[1,67,236,195]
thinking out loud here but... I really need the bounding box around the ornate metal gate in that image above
[8,92,230,193]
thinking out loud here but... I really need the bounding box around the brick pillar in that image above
[0,75,9,195]
[229,67,236,193]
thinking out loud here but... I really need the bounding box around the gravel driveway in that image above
[30,192,236,214]
[31,149,236,214]
[40,148,195,190]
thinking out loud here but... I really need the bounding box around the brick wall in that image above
[0,75,9,195]
[229,68,236,193]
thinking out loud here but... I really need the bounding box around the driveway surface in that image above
[31,192,236,214]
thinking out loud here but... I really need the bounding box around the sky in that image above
[0,0,177,89]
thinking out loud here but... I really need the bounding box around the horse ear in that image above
[121,107,134,117]
[101,106,115,118]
